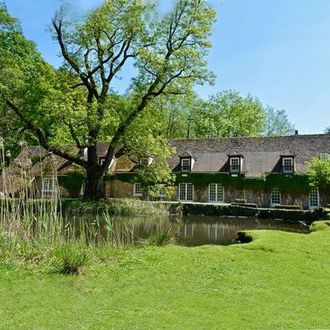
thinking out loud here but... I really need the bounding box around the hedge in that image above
[181,203,328,223]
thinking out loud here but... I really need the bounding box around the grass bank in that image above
[1,222,330,329]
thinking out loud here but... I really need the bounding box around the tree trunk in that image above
[83,166,104,200]
[83,146,104,200]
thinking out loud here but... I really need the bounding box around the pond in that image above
[67,215,310,247]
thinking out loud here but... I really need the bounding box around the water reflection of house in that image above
[5,133,330,209]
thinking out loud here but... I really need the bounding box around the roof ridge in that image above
[169,133,329,143]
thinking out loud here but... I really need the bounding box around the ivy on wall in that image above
[108,171,311,195]
[58,171,85,197]
[264,173,310,194]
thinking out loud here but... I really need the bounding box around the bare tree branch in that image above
[5,100,87,167]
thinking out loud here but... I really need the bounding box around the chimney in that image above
[294,130,299,135]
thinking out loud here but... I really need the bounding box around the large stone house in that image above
[5,133,330,209]
[108,134,330,209]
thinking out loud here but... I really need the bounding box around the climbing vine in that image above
[109,172,311,195]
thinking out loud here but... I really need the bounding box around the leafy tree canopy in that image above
[264,107,295,136]
[0,0,216,198]
[158,90,295,139]
[308,156,330,194]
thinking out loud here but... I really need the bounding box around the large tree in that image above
[0,1,216,199]
[183,90,266,138]
[308,156,330,200]
[264,107,295,136]
[158,90,296,139]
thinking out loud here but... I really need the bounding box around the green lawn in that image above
[1,223,330,329]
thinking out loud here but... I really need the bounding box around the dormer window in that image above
[229,156,242,175]
[179,151,195,173]
[282,156,294,174]
[181,158,191,172]
[139,157,153,168]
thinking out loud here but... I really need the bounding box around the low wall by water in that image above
[179,203,328,223]
[54,198,330,222]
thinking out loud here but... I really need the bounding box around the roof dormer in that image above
[228,155,243,176]
[280,155,295,175]
[179,151,196,173]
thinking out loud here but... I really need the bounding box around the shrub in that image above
[148,232,171,246]
[307,158,330,195]
[235,232,253,244]
[52,244,88,275]
[274,205,302,210]
[309,221,330,232]
[182,203,327,222]
[62,198,171,216]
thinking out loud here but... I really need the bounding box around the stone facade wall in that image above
[320,193,330,207]
[108,179,327,209]
[105,179,134,198]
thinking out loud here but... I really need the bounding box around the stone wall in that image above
[105,179,134,198]
[107,179,327,209]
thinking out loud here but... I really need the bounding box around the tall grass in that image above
[0,141,173,253]
[0,142,62,242]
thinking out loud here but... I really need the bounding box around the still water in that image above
[68,215,309,247]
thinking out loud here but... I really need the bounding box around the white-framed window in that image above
[282,157,294,174]
[208,183,224,203]
[42,177,58,193]
[181,158,191,172]
[309,188,319,209]
[271,188,281,207]
[178,183,193,201]
[229,157,240,174]
[133,183,142,197]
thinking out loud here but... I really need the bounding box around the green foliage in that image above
[192,91,266,138]
[307,157,330,193]
[175,172,244,189]
[158,90,295,139]
[114,172,310,195]
[182,203,326,222]
[52,244,88,275]
[148,232,171,246]
[309,220,330,232]
[264,107,295,136]
[58,171,85,197]
[61,198,171,217]
[2,230,330,328]
[0,5,51,154]
[265,173,310,194]
[0,1,217,199]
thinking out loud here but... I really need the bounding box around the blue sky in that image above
[6,0,330,134]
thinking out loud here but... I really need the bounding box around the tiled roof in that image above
[168,134,330,177]
[12,134,330,178]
